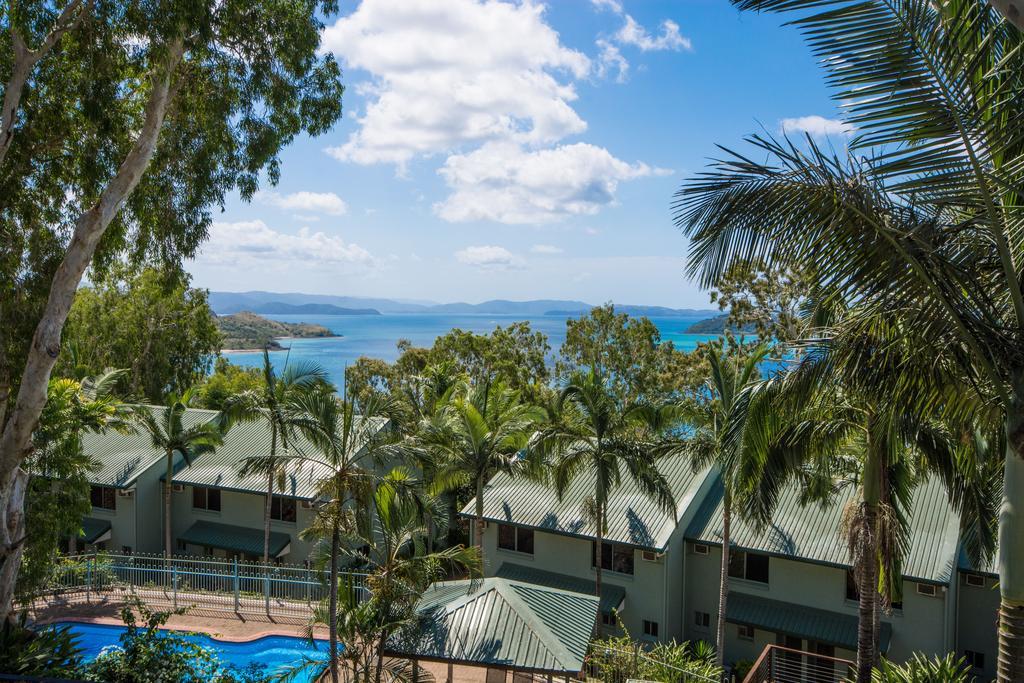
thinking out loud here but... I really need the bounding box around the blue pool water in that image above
[52,621,328,682]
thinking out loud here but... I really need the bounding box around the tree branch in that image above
[0,36,185,487]
[0,0,88,168]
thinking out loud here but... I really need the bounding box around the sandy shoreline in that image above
[221,334,341,354]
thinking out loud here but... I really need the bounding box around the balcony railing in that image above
[742,645,854,683]
[30,551,369,620]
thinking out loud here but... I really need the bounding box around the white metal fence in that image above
[39,552,369,619]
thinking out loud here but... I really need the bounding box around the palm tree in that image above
[732,314,1000,682]
[224,348,328,563]
[278,388,395,683]
[136,388,227,558]
[536,369,675,622]
[420,380,541,568]
[667,343,768,667]
[673,3,1022,678]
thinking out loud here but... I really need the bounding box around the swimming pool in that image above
[51,621,329,682]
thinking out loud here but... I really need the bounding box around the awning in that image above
[496,562,626,614]
[726,592,893,653]
[178,520,291,558]
[389,577,599,674]
[79,517,112,544]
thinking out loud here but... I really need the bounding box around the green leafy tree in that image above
[20,369,129,599]
[557,304,704,403]
[60,267,221,401]
[536,369,675,616]
[0,0,343,620]
[194,358,264,411]
[420,380,541,567]
[674,2,1023,677]
[224,349,329,563]
[136,388,227,557]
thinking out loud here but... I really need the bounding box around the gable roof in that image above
[495,562,625,614]
[685,474,962,584]
[461,454,713,551]
[81,406,220,488]
[390,577,599,673]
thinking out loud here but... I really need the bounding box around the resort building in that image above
[463,464,1001,678]
[78,406,389,563]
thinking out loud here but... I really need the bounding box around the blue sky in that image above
[186,0,845,309]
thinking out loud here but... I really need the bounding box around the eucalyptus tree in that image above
[420,380,542,567]
[136,388,227,558]
[0,0,342,619]
[280,389,395,683]
[535,369,675,615]
[675,2,1024,677]
[224,349,329,564]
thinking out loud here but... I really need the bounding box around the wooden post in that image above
[447,661,453,683]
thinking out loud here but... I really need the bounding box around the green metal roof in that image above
[81,406,220,488]
[391,577,599,673]
[79,517,112,544]
[727,591,892,653]
[170,416,388,501]
[178,520,291,558]
[495,562,625,614]
[685,474,961,584]
[461,455,713,551]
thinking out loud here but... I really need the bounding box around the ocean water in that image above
[222,313,720,390]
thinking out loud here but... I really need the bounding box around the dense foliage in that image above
[60,267,221,401]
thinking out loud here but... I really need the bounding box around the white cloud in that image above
[596,39,629,83]
[197,220,373,270]
[321,0,590,167]
[256,191,349,216]
[455,245,523,269]
[435,141,664,224]
[779,115,855,137]
[590,0,623,12]
[616,15,691,52]
[531,244,563,254]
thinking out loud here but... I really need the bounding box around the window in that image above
[90,486,116,511]
[694,611,710,628]
[964,650,985,671]
[917,583,937,597]
[592,541,634,575]
[846,569,902,610]
[962,573,986,588]
[693,543,710,555]
[641,550,662,562]
[737,624,755,641]
[270,495,297,522]
[642,620,659,638]
[728,550,769,584]
[192,486,221,511]
[121,546,132,554]
[497,524,534,554]
[601,611,616,627]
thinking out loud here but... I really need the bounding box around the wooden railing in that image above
[742,645,854,683]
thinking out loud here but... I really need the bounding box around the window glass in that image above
[498,524,516,551]
[208,487,221,511]
[746,552,769,583]
[728,550,745,579]
[90,486,116,510]
[192,487,206,509]
[643,620,659,637]
[516,528,534,554]
[271,495,297,522]
[593,542,634,575]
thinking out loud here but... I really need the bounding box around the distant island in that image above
[685,314,757,334]
[209,290,717,318]
[216,311,338,351]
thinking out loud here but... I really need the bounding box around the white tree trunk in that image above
[0,37,184,622]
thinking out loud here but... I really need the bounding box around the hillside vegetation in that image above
[216,311,337,350]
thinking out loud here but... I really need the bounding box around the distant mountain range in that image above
[208,290,716,318]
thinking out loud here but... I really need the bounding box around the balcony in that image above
[742,645,854,683]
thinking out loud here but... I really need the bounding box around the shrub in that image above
[0,612,82,677]
[870,653,971,683]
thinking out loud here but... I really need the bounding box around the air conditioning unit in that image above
[172,484,184,493]
[693,543,710,555]
[642,550,664,562]
[963,573,986,588]
[917,583,938,597]
[117,489,135,498]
